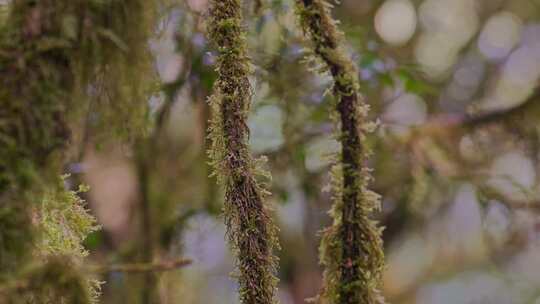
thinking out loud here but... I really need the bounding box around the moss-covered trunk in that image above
[0,0,156,302]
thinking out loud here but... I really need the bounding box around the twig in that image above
[89,258,192,275]
[0,258,191,297]
[406,88,540,141]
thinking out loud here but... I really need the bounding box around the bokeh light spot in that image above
[375,0,417,46]
[478,12,523,60]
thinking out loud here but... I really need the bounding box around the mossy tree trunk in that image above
[0,0,157,302]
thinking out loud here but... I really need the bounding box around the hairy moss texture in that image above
[0,0,157,302]
[295,1,386,303]
[207,0,280,303]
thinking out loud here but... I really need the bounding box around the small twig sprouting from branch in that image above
[90,258,192,275]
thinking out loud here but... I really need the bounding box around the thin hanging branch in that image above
[295,1,385,303]
[206,0,279,303]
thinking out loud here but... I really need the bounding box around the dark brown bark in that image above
[296,0,385,303]
[207,0,279,303]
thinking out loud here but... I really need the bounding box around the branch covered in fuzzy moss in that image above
[295,1,385,303]
[0,256,96,304]
[0,0,157,302]
[206,0,279,303]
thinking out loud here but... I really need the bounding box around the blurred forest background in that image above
[2,0,540,303]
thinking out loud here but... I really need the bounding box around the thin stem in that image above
[295,0,385,303]
[207,0,279,303]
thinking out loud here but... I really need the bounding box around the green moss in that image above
[37,175,99,258]
[5,256,95,304]
[34,176,101,303]
[295,0,386,303]
[207,0,280,303]
[0,0,158,302]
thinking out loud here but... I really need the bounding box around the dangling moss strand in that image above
[206,0,280,303]
[295,0,386,303]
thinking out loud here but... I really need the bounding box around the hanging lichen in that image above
[206,0,280,303]
[294,0,386,303]
[0,0,158,302]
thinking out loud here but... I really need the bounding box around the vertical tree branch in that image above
[207,0,279,303]
[295,1,385,303]
[136,149,159,304]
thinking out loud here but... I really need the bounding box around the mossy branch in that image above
[0,257,97,304]
[0,258,192,294]
[295,1,386,303]
[207,0,279,303]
